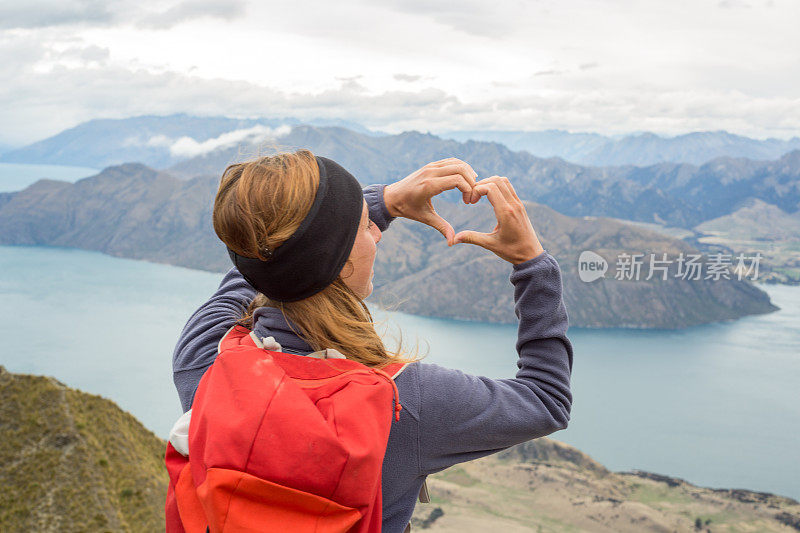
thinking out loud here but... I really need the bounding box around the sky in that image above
[1,0,799,145]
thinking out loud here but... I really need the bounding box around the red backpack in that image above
[165,325,407,533]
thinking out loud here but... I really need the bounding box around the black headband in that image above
[227,156,364,302]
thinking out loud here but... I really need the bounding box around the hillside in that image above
[373,201,777,328]
[1,367,797,532]
[0,165,226,272]
[693,199,800,284]
[696,199,800,242]
[0,164,778,328]
[0,367,167,532]
[410,439,800,532]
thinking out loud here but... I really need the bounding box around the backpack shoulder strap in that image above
[382,362,410,380]
[223,324,413,381]
[380,360,429,505]
[217,324,255,353]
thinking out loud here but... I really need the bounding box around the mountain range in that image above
[0,115,377,169]
[2,366,798,532]
[444,129,800,167]
[4,117,799,232]
[0,163,777,328]
[4,115,800,169]
[165,124,800,230]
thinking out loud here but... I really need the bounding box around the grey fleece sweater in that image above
[172,184,574,532]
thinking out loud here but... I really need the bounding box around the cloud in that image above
[379,0,519,37]
[0,1,114,29]
[718,0,752,8]
[3,46,800,145]
[136,0,246,30]
[394,73,422,82]
[58,44,109,63]
[0,0,245,30]
[145,125,292,157]
[0,32,50,70]
[332,77,367,93]
[2,1,800,144]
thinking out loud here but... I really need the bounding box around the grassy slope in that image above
[2,366,798,532]
[411,439,800,532]
[0,367,167,532]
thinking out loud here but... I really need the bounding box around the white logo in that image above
[578,251,608,282]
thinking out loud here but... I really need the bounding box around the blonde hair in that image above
[212,149,417,368]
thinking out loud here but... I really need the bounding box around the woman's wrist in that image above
[383,183,403,218]
[512,243,546,265]
[363,184,396,231]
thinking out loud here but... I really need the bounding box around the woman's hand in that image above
[453,176,545,265]
[383,158,478,245]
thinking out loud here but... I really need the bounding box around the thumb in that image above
[453,230,492,248]
[423,212,455,245]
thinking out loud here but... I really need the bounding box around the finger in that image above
[495,176,522,202]
[430,164,477,203]
[474,176,515,204]
[471,175,502,203]
[430,173,474,204]
[428,157,462,167]
[431,162,478,183]
[431,162,477,179]
[420,212,456,245]
[506,180,522,202]
[493,178,518,205]
[476,176,522,202]
[473,182,513,223]
[453,230,493,248]
[428,157,458,165]
[426,157,461,170]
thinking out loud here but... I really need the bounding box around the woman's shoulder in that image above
[395,361,479,411]
[398,361,480,384]
[392,361,423,421]
[409,361,476,382]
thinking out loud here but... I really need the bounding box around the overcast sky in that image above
[1,0,799,145]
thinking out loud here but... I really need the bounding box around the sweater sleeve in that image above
[362,183,396,232]
[418,251,574,475]
[172,268,256,411]
[171,184,395,411]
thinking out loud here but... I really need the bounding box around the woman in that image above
[171,150,573,532]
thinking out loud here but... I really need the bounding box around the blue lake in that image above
[0,245,798,500]
[0,162,99,192]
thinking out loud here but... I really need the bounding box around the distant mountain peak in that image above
[780,149,800,163]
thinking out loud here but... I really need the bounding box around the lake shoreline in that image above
[2,245,798,500]
[0,242,790,329]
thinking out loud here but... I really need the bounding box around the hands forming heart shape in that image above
[383,158,545,265]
